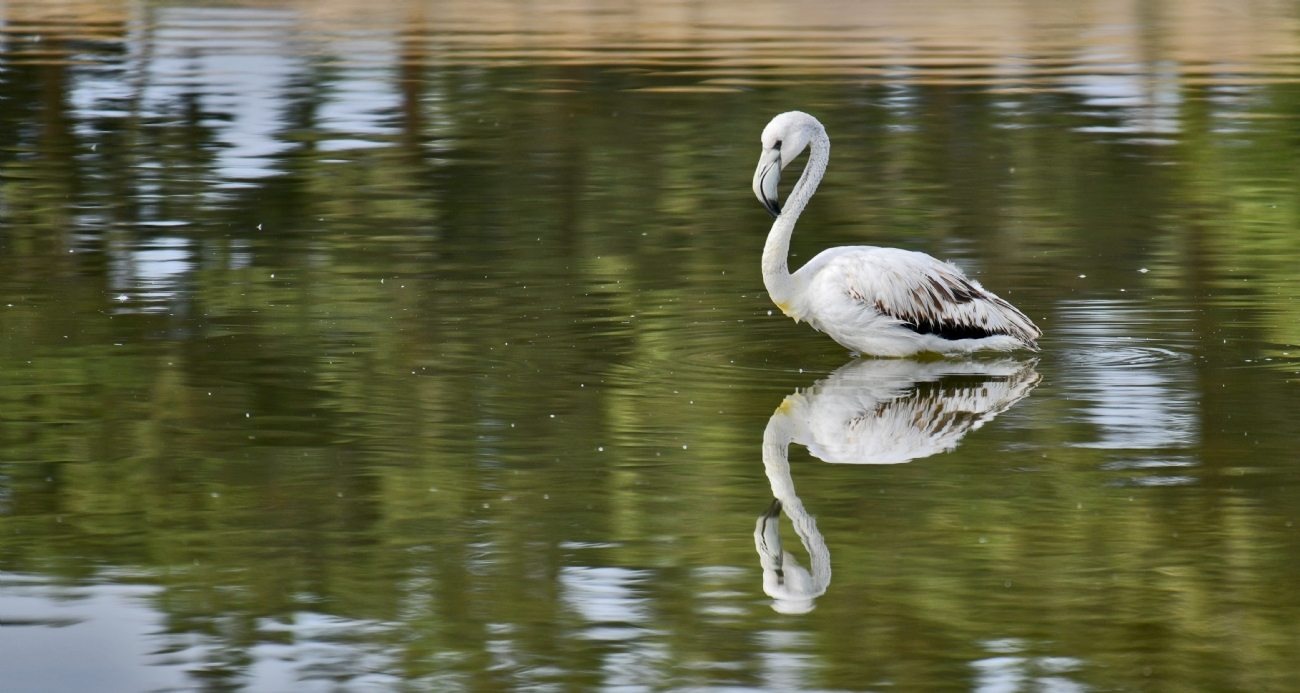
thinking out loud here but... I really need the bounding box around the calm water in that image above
[3,1,1300,691]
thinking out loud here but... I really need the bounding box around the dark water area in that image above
[2,2,1300,691]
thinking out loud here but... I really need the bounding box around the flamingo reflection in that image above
[756,358,1040,613]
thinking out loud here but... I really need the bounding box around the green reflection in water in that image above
[1,5,1300,692]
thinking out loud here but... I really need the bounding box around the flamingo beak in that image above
[753,146,782,218]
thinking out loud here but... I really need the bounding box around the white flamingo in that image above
[755,358,1040,613]
[753,111,1042,356]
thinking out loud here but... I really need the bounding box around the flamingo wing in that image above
[830,248,1041,348]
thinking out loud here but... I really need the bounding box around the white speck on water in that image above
[116,294,129,302]
[511,423,515,427]
[483,503,490,509]
[979,537,987,544]
[550,414,555,418]
[270,274,274,278]
[544,494,549,500]
[683,445,688,449]
[598,447,604,451]
[1139,268,1149,273]
[212,492,219,498]
[246,413,250,418]
[429,488,437,492]
[1079,274,1086,278]
[767,310,773,315]
[258,223,263,230]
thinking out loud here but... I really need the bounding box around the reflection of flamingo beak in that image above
[755,498,784,575]
[756,497,818,613]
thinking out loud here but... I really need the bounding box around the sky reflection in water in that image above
[3,1,1300,691]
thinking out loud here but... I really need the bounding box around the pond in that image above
[2,1,1300,691]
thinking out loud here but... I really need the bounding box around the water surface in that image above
[3,1,1300,691]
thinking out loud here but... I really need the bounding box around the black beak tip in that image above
[764,199,781,218]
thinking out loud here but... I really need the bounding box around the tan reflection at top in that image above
[5,0,1300,85]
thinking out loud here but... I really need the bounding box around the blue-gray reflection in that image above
[0,571,405,693]
[1056,300,1198,451]
[756,358,1040,614]
[109,235,194,312]
[973,638,1087,693]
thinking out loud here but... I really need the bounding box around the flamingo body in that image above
[754,112,1041,356]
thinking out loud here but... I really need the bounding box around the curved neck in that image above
[763,126,830,310]
[760,398,831,596]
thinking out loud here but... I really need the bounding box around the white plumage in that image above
[753,111,1042,356]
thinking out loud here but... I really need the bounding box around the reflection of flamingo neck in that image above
[761,397,831,598]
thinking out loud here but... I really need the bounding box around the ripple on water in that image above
[1101,456,1200,487]
[1100,456,1198,471]
[1105,475,1199,487]
[1057,345,1190,368]
[1054,300,1200,450]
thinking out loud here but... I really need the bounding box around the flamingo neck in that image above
[763,124,830,314]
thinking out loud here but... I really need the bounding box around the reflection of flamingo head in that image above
[755,357,1040,613]
[753,499,821,615]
